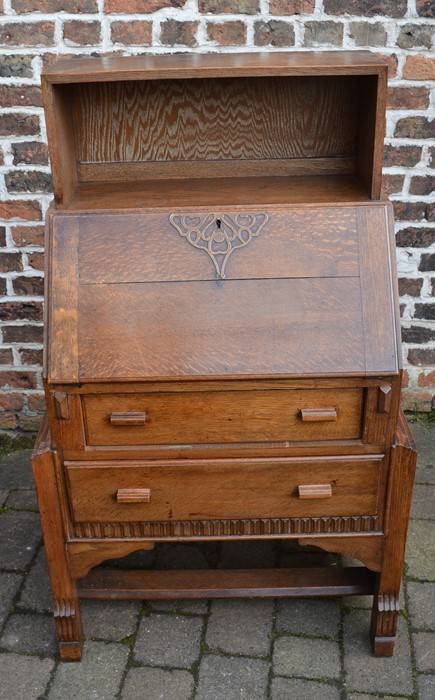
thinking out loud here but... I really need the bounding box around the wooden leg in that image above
[32,416,83,661]
[370,411,417,657]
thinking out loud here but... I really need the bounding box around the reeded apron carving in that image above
[169,212,269,279]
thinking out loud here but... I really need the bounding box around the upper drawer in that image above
[83,387,363,446]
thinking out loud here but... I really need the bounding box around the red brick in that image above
[0,227,5,247]
[402,369,410,389]
[393,200,427,224]
[12,142,49,167]
[27,394,45,413]
[397,23,433,49]
[384,145,422,168]
[398,278,424,297]
[382,174,404,196]
[0,414,18,430]
[6,171,52,194]
[396,227,435,248]
[387,86,430,110]
[63,21,101,46]
[20,349,43,366]
[0,371,37,389]
[0,302,43,322]
[375,52,398,78]
[402,325,435,343]
[349,21,386,47]
[12,0,97,11]
[0,55,33,78]
[408,348,435,366]
[401,390,433,412]
[416,0,435,17]
[0,253,23,273]
[394,117,435,140]
[111,21,152,46]
[0,349,13,365]
[27,252,45,270]
[12,277,44,296]
[0,86,42,108]
[0,22,55,47]
[0,279,6,296]
[0,393,24,411]
[0,113,40,137]
[403,55,435,80]
[409,176,435,197]
[207,21,246,45]
[200,0,259,12]
[415,299,435,316]
[432,278,435,295]
[161,20,198,47]
[19,414,42,432]
[324,0,406,16]
[0,201,41,221]
[304,21,343,47]
[2,326,43,344]
[418,371,435,388]
[11,225,44,247]
[270,0,315,12]
[254,20,295,47]
[105,0,185,10]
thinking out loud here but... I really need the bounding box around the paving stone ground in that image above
[0,421,433,699]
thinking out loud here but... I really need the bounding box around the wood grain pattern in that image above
[75,77,357,166]
[77,566,376,600]
[49,215,79,383]
[83,388,362,446]
[66,455,383,523]
[43,51,388,84]
[76,207,358,284]
[69,175,370,210]
[77,278,365,380]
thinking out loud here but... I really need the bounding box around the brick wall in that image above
[0,0,434,433]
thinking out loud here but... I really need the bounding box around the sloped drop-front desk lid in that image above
[45,204,400,383]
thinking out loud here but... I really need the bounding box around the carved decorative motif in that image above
[169,212,269,278]
[373,593,400,638]
[54,599,81,646]
[73,515,380,539]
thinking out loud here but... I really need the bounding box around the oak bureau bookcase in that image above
[33,51,417,661]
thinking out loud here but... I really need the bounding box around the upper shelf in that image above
[42,51,388,208]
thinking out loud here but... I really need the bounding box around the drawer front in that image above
[66,455,382,523]
[83,388,363,447]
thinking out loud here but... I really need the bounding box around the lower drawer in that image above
[66,455,383,523]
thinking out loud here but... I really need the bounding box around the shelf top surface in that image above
[42,50,388,84]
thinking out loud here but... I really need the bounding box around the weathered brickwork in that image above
[0,0,434,432]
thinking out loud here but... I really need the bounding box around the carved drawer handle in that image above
[300,407,337,422]
[110,412,147,426]
[298,484,332,499]
[117,488,151,503]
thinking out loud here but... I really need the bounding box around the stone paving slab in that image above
[0,572,22,628]
[121,667,194,700]
[134,613,203,668]
[48,641,129,700]
[343,612,413,696]
[411,484,435,519]
[407,582,435,630]
[81,600,141,641]
[0,612,57,656]
[273,635,341,680]
[276,598,341,637]
[406,520,435,581]
[196,654,269,700]
[0,510,41,569]
[271,677,340,700]
[0,653,54,700]
[18,548,52,613]
[206,599,273,656]
[418,674,435,700]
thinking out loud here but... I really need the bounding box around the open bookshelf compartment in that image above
[42,52,387,208]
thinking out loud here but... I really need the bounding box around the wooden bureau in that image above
[33,51,417,660]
